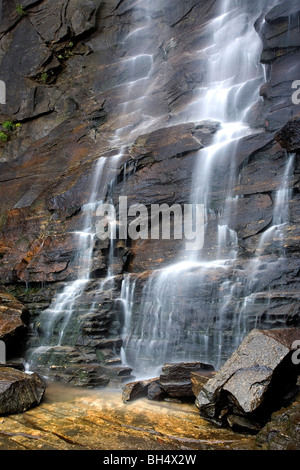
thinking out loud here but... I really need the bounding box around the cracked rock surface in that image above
[196,328,300,432]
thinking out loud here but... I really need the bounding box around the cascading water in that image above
[26,0,166,377]
[26,154,123,370]
[232,151,296,346]
[25,0,294,383]
[121,0,287,376]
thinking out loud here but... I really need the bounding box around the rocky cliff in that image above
[0,0,299,385]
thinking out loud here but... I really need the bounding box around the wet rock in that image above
[130,122,206,164]
[256,389,300,450]
[260,0,300,62]
[159,362,215,398]
[256,0,300,131]
[113,121,221,273]
[0,362,25,371]
[122,378,158,403]
[196,328,300,431]
[190,370,216,397]
[0,367,46,415]
[0,382,256,450]
[147,380,167,401]
[275,114,300,152]
[28,0,101,44]
[0,291,29,353]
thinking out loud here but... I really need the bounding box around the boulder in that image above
[190,370,216,397]
[256,387,300,450]
[147,380,167,401]
[0,362,25,371]
[122,378,158,403]
[196,328,300,431]
[159,362,214,398]
[0,291,29,353]
[0,367,46,415]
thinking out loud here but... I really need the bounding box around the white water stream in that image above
[27,0,293,379]
[120,0,291,376]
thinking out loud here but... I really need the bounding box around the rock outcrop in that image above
[0,0,299,387]
[275,114,300,152]
[159,362,215,398]
[256,388,300,450]
[196,328,300,432]
[122,362,214,403]
[0,367,45,415]
[0,290,29,356]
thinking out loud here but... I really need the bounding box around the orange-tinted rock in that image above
[0,291,29,352]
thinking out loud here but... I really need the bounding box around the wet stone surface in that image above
[0,382,256,451]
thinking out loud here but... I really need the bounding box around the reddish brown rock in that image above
[0,291,29,351]
[122,378,158,403]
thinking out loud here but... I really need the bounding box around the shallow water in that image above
[0,381,256,451]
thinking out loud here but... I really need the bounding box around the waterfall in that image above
[26,0,165,377]
[26,0,292,381]
[26,154,123,371]
[121,0,286,375]
[233,151,296,343]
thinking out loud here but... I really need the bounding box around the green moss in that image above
[0,131,8,142]
[2,120,15,132]
[16,4,26,17]
[0,120,21,143]
[40,72,49,84]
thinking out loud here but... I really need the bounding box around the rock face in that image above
[0,290,29,356]
[0,367,45,415]
[275,114,300,152]
[0,0,299,387]
[196,328,300,431]
[256,389,300,450]
[122,378,159,403]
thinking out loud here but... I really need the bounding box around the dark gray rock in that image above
[159,362,214,398]
[196,328,300,431]
[0,367,45,415]
[256,388,300,450]
[147,380,167,401]
[275,114,300,151]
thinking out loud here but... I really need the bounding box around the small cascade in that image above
[121,260,240,377]
[26,0,166,379]
[255,153,296,257]
[27,154,123,372]
[233,152,296,334]
[119,275,137,366]
[108,0,163,147]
